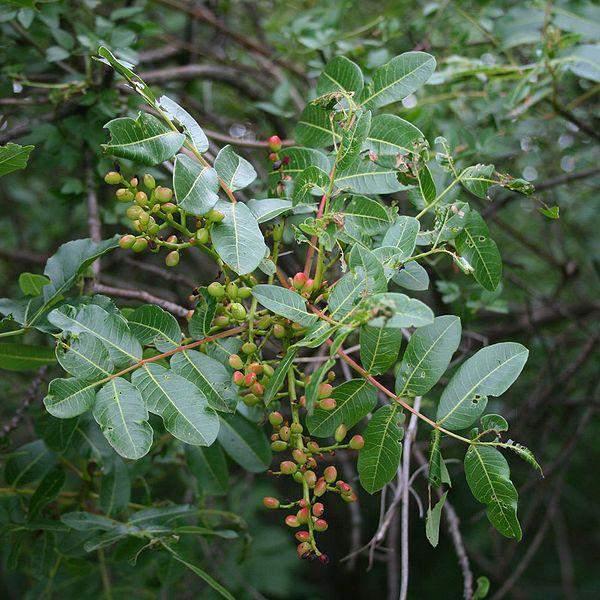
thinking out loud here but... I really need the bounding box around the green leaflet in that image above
[464,445,522,540]
[28,466,65,521]
[425,491,447,547]
[292,165,329,205]
[214,145,257,191]
[251,284,317,327]
[18,273,50,296]
[460,164,496,199]
[44,377,98,418]
[364,114,424,155]
[93,377,153,460]
[217,414,271,473]
[396,315,462,396]
[343,195,393,236]
[392,261,430,291]
[247,198,293,223]
[188,289,217,340]
[158,95,209,153]
[186,444,229,496]
[295,104,340,148]
[170,350,237,413]
[367,292,434,329]
[436,342,529,431]
[173,153,219,216]
[127,304,182,352]
[304,357,336,416]
[0,143,34,177]
[335,157,409,195]
[361,52,436,109]
[347,246,387,294]
[0,342,56,371]
[454,211,502,291]
[268,147,331,189]
[100,457,131,516]
[307,379,376,438]
[263,346,298,405]
[102,112,185,165]
[210,200,268,275]
[359,324,402,376]
[132,363,219,446]
[4,440,56,487]
[428,429,451,488]
[358,405,404,494]
[316,55,364,99]
[327,271,367,320]
[337,110,371,170]
[380,216,420,261]
[56,333,113,379]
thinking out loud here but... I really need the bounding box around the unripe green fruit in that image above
[324,466,337,483]
[132,238,148,253]
[292,448,307,464]
[334,423,347,443]
[342,492,358,503]
[238,286,252,299]
[273,324,286,339]
[285,515,300,528]
[116,188,134,202]
[162,202,177,214]
[349,434,365,450]
[241,341,257,355]
[292,471,304,483]
[155,186,173,202]
[129,177,138,187]
[263,364,275,377]
[119,234,136,249]
[319,397,337,411]
[268,411,283,427]
[242,393,260,406]
[257,315,272,329]
[126,205,143,220]
[278,426,291,442]
[147,224,159,236]
[248,362,263,375]
[290,422,303,435]
[304,470,317,487]
[230,303,247,321]
[307,441,320,453]
[135,191,148,205]
[314,518,328,532]
[143,174,156,189]
[226,282,238,299]
[271,440,288,452]
[165,251,180,267]
[207,282,225,298]
[104,171,122,185]
[272,223,283,242]
[206,208,225,223]
[280,461,297,475]
[262,496,279,509]
[138,211,150,226]
[228,354,244,370]
[195,228,209,244]
[213,315,230,328]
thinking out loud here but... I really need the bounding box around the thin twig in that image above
[93,283,189,317]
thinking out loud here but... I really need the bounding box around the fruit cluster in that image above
[105,169,223,267]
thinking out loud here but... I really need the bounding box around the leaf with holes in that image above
[0,143,35,177]
[295,104,339,148]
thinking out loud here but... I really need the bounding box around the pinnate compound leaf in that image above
[364,114,424,155]
[93,377,153,459]
[396,315,461,396]
[217,414,271,473]
[360,324,402,376]
[464,445,522,540]
[0,143,34,177]
[316,55,364,99]
[361,52,436,109]
[173,153,219,216]
[132,364,219,446]
[102,112,185,165]
[158,95,208,153]
[170,350,237,413]
[252,284,317,327]
[127,304,181,352]
[455,211,502,291]
[358,405,404,493]
[247,198,293,223]
[307,379,376,438]
[436,342,528,431]
[210,200,268,275]
[214,145,257,191]
[0,342,56,371]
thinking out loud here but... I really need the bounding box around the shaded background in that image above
[0,0,598,598]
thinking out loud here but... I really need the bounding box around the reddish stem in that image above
[303,195,328,277]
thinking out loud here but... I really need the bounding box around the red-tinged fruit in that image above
[314,519,328,532]
[295,531,310,543]
[318,383,333,399]
[312,502,324,517]
[292,449,307,464]
[296,507,309,524]
[319,397,337,411]
[268,411,283,427]
[233,371,245,386]
[297,542,311,559]
[229,354,244,370]
[314,478,327,497]
[334,423,347,442]
[349,434,365,450]
[280,461,297,475]
[292,272,307,289]
[263,496,279,509]
[318,554,330,565]
[304,470,317,487]
[268,135,282,152]
[244,372,257,387]
[324,466,337,483]
[285,515,300,528]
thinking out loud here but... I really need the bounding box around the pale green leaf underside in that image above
[252,284,317,327]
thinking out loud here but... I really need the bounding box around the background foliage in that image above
[0,0,598,598]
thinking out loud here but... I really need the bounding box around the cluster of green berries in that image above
[204,280,254,329]
[104,170,224,267]
[230,354,275,407]
[263,410,364,561]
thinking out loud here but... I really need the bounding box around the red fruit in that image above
[233,371,245,386]
[282,155,291,165]
[314,519,328,532]
[263,496,280,509]
[312,502,325,517]
[268,135,282,152]
[319,397,337,411]
[280,461,297,475]
[318,553,330,565]
[349,434,365,450]
[307,441,320,453]
[248,362,263,375]
[318,383,333,399]
[297,507,309,524]
[292,272,307,290]
[251,382,265,396]
[297,542,311,559]
[268,152,278,162]
[303,278,314,293]
[285,515,300,528]
[295,531,310,542]
[336,481,351,493]
[244,372,257,387]
[314,478,327,497]
[298,499,308,508]
[324,466,337,483]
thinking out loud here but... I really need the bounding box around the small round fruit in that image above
[131,238,148,253]
[314,479,327,497]
[233,371,245,386]
[126,205,143,220]
[334,424,347,443]
[295,531,310,543]
[206,208,225,223]
[104,171,121,185]
[195,228,209,244]
[318,383,333,399]
[349,434,365,450]
[213,315,230,328]
[207,282,225,298]
[143,173,156,189]
[268,411,283,427]
[115,188,133,202]
[273,324,286,339]
[241,341,257,355]
[225,282,238,299]
[280,461,297,475]
[165,251,180,267]
[312,502,324,517]
[262,496,279,509]
[304,470,317,487]
[296,507,309,524]
[297,542,311,559]
[268,135,282,152]
[292,272,307,290]
[319,397,337,411]
[230,302,247,321]
[238,286,252,299]
[290,422,303,435]
[119,234,136,249]
[278,426,291,442]
[162,202,177,214]
[229,354,244,370]
[323,466,337,484]
[155,186,173,202]
[135,191,148,205]
[242,393,260,407]
[292,449,307,465]
[314,519,328,532]
[271,440,288,452]
[285,515,300,528]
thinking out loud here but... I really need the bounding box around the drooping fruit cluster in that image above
[104,169,224,267]
[263,409,364,561]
